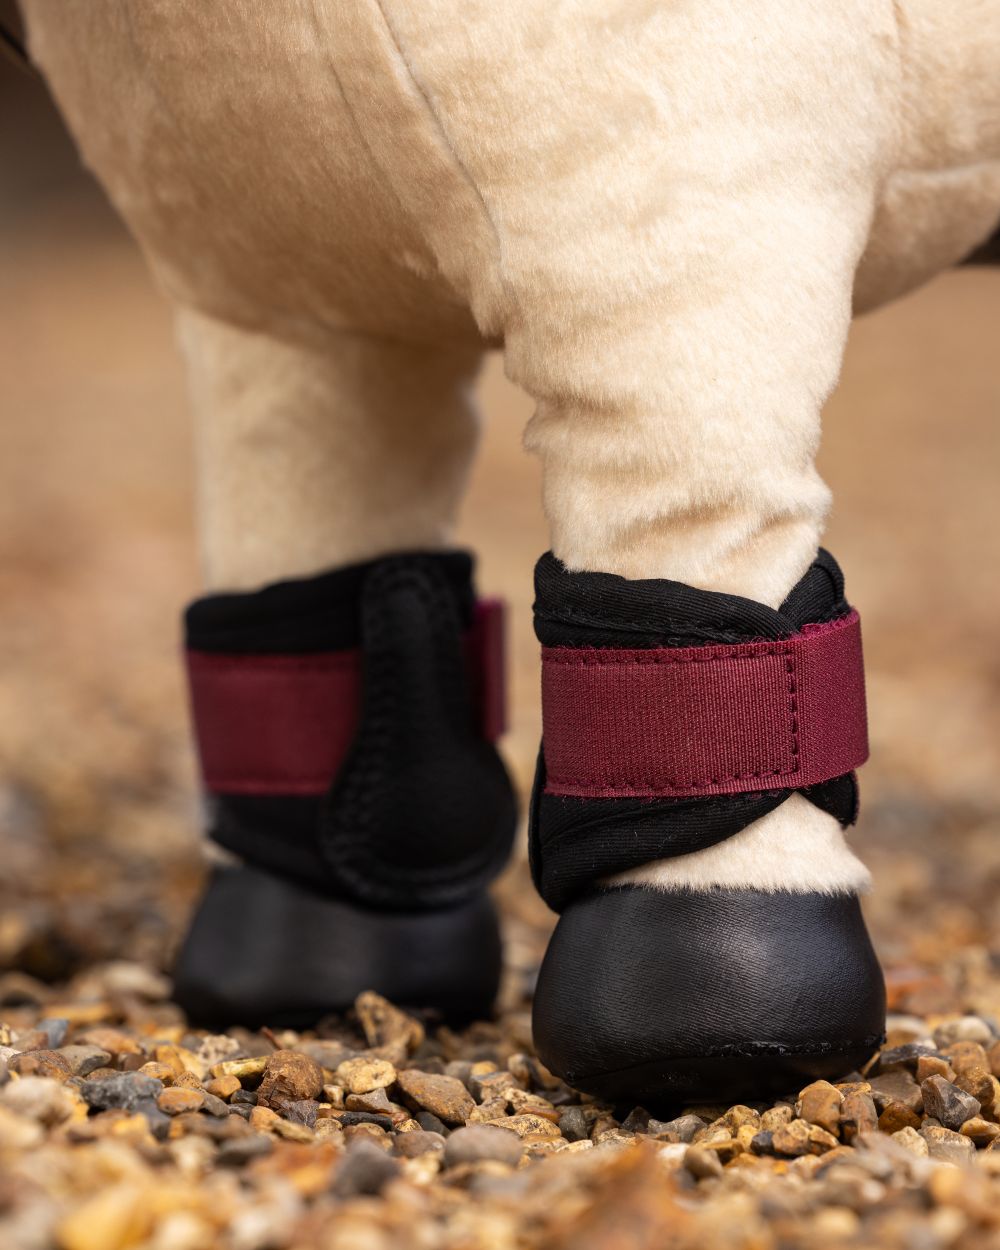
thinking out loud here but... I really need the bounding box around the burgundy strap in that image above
[541,611,867,799]
[187,598,506,796]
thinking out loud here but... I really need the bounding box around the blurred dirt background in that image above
[1,34,1000,1250]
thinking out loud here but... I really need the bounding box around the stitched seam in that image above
[544,646,794,666]
[369,0,509,329]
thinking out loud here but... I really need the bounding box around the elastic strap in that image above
[541,611,867,799]
[187,598,505,796]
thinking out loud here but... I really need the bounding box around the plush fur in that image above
[608,796,872,897]
[21,0,1000,891]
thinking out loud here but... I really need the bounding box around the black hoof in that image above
[532,886,885,1111]
[173,863,502,1029]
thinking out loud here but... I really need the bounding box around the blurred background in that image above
[1,36,998,1020]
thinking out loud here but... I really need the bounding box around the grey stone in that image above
[932,1017,995,1048]
[217,1134,274,1166]
[920,1124,977,1164]
[57,1045,112,1077]
[647,1114,705,1143]
[393,1130,446,1158]
[877,1042,940,1073]
[332,1139,400,1197]
[281,1098,320,1128]
[201,1093,231,1118]
[340,1111,393,1131]
[558,1107,589,1143]
[416,1110,448,1135]
[34,1019,69,1049]
[444,1125,523,1168]
[80,1072,164,1112]
[920,1075,980,1131]
[868,1070,923,1114]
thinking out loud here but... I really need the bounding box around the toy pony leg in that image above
[377,0,900,1099]
[20,0,519,1024]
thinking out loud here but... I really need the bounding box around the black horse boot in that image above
[173,551,517,1028]
[529,549,885,1107]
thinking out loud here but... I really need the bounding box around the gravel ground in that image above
[2,62,1000,1250]
[3,970,1000,1250]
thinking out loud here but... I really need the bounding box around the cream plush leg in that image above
[379,0,901,893]
[178,310,482,592]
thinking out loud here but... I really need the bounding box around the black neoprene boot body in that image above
[529,550,885,1107]
[173,551,517,1028]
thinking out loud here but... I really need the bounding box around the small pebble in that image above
[395,1069,474,1125]
[157,1087,205,1115]
[920,1124,977,1164]
[393,1130,446,1158]
[332,1139,401,1197]
[558,1107,590,1142]
[257,1051,324,1106]
[444,1124,523,1168]
[334,1057,397,1095]
[798,1081,843,1136]
[920,1075,981,1131]
[891,1126,930,1157]
[80,1072,164,1112]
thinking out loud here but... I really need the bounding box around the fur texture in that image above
[21,0,1000,892]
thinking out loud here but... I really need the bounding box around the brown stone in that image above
[942,1041,990,1075]
[334,1057,397,1096]
[345,1087,394,1115]
[877,1101,921,1134]
[760,1105,795,1132]
[771,1119,838,1157]
[891,1126,929,1157]
[205,1074,241,1101]
[916,1055,956,1084]
[76,1029,143,1058]
[157,1087,205,1115]
[987,1039,1000,1079]
[798,1080,843,1136]
[395,1069,474,1125]
[960,1117,1000,1147]
[501,1114,562,1140]
[840,1091,879,1142]
[257,1051,324,1107]
[8,1050,72,1082]
[954,1064,994,1106]
[723,1105,761,1132]
[354,991,424,1058]
[137,1062,175,1085]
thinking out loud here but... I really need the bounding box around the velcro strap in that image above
[187,598,506,795]
[541,611,867,799]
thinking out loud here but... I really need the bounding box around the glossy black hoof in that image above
[532,886,885,1111]
[173,863,502,1029]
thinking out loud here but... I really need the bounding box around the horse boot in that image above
[173,550,517,1028]
[530,548,885,1107]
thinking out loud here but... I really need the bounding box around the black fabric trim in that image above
[185,550,475,654]
[530,550,860,911]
